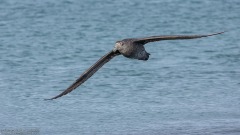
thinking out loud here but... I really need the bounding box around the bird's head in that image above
[113,41,124,53]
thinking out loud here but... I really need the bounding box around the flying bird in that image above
[47,32,224,100]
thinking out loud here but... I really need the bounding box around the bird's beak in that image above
[113,47,118,53]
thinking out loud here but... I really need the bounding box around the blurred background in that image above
[0,0,240,134]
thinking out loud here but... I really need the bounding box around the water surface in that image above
[0,0,240,134]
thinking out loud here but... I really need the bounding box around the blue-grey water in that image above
[1,0,240,135]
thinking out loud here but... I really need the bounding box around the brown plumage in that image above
[46,32,224,100]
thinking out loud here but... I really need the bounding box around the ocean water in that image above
[0,0,240,134]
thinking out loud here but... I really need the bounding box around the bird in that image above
[46,31,224,100]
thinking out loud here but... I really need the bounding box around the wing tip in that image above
[44,96,58,100]
[44,91,67,100]
[209,31,225,36]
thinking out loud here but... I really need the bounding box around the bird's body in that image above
[114,39,150,60]
[47,32,224,100]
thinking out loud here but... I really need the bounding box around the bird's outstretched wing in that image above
[46,50,120,100]
[134,32,224,45]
